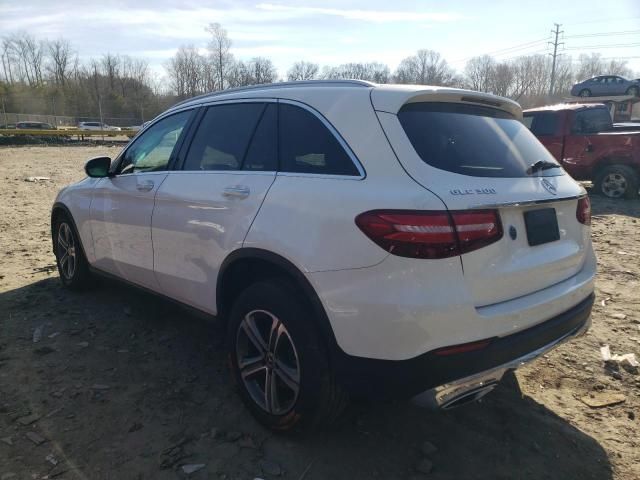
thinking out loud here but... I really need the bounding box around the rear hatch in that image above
[374,90,590,307]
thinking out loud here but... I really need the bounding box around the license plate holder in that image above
[524,208,560,246]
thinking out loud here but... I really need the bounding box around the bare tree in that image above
[322,62,390,83]
[287,61,319,81]
[205,22,233,90]
[509,56,539,100]
[227,60,252,87]
[490,63,514,97]
[47,39,72,86]
[248,57,277,84]
[551,56,573,96]
[395,49,456,86]
[16,34,45,86]
[166,46,206,98]
[464,55,495,92]
[101,53,121,92]
[1,38,15,84]
[576,53,607,80]
[604,59,632,78]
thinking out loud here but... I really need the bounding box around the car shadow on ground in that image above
[0,277,613,480]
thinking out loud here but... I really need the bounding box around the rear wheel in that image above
[227,279,348,432]
[53,213,92,289]
[626,86,639,97]
[594,165,639,199]
[579,89,591,97]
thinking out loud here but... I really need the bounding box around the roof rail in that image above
[169,79,376,109]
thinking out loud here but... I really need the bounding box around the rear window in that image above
[398,102,561,178]
[572,108,612,134]
[523,112,558,136]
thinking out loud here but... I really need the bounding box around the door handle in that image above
[136,180,154,192]
[223,185,250,199]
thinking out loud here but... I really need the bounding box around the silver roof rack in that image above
[169,79,376,109]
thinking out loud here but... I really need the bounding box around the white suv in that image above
[78,121,121,131]
[51,81,596,431]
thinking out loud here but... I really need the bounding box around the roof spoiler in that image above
[370,86,522,119]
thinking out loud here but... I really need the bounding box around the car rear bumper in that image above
[331,292,594,399]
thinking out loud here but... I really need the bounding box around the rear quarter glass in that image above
[398,103,562,178]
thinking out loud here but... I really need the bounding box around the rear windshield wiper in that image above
[527,160,561,175]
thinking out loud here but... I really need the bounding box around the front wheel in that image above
[594,165,639,199]
[579,89,591,97]
[626,86,639,97]
[227,279,348,432]
[53,214,92,289]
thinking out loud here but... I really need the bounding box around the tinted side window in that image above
[572,109,612,134]
[118,110,192,174]
[279,103,359,176]
[183,103,265,171]
[243,103,277,171]
[524,113,558,136]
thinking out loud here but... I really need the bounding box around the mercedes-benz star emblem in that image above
[541,178,557,195]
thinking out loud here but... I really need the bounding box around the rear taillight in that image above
[355,209,503,259]
[576,197,591,226]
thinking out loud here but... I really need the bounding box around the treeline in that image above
[1,23,637,124]
[165,23,635,106]
[1,33,167,124]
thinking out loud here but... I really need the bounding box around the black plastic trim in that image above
[332,293,595,398]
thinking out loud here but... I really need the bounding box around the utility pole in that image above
[549,23,564,97]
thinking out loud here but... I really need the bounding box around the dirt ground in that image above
[0,145,638,480]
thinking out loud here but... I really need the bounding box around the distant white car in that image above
[52,80,596,432]
[78,122,121,131]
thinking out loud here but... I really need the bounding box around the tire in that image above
[594,165,639,199]
[227,278,348,432]
[52,213,92,289]
[579,89,591,97]
[626,86,639,97]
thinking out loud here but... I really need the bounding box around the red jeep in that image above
[523,104,640,199]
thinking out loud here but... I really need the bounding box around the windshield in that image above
[398,102,563,178]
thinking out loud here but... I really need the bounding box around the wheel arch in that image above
[593,157,640,178]
[51,202,89,259]
[217,248,339,353]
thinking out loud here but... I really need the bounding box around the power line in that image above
[564,29,640,39]
[448,25,640,69]
[483,38,549,56]
[563,42,640,50]
[499,49,549,62]
[564,15,640,27]
[449,37,548,64]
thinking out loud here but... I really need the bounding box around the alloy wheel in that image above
[601,173,627,198]
[57,222,77,279]
[236,309,301,415]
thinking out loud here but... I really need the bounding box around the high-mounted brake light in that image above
[355,209,503,259]
[576,197,591,226]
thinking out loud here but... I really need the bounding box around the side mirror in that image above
[85,156,112,178]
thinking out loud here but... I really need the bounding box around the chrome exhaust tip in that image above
[439,383,498,410]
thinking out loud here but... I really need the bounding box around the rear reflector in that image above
[433,339,493,356]
[355,209,502,259]
[576,196,591,226]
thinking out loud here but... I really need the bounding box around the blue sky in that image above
[1,0,639,79]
